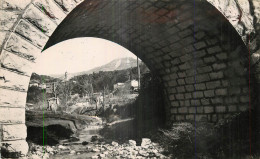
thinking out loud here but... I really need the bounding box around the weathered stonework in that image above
[2,124,27,141]
[22,4,57,36]
[0,140,28,156]
[33,0,67,24]
[0,0,259,156]
[0,89,27,108]
[14,19,49,49]
[0,10,19,31]
[0,0,31,11]
[0,50,35,76]
[5,33,41,62]
[0,107,25,124]
[0,68,30,91]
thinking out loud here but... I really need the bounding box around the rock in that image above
[100,154,106,158]
[141,138,151,148]
[111,141,119,147]
[129,140,136,147]
[82,141,89,145]
[91,135,98,142]
[92,148,100,152]
[92,155,99,159]
[58,145,68,150]
[70,150,76,154]
[46,147,54,153]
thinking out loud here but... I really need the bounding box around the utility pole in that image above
[65,71,68,110]
[137,57,141,90]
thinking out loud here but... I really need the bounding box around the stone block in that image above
[189,107,196,113]
[15,19,49,49]
[1,140,28,156]
[23,4,57,36]
[186,114,195,120]
[178,72,186,78]
[197,66,212,74]
[171,108,177,114]
[206,81,221,89]
[0,68,30,91]
[240,95,249,103]
[185,77,195,84]
[209,71,224,79]
[196,74,210,83]
[201,98,210,105]
[195,83,206,90]
[169,73,178,79]
[171,101,179,107]
[0,10,19,31]
[2,124,27,140]
[229,87,241,95]
[195,50,206,58]
[53,0,77,12]
[238,105,248,111]
[5,33,40,62]
[204,106,214,113]
[225,97,239,104]
[178,107,188,114]
[204,56,216,63]
[190,99,201,106]
[0,0,31,10]
[192,91,204,98]
[197,107,203,113]
[180,54,192,62]
[175,94,184,100]
[0,88,27,108]
[207,46,222,54]
[33,0,67,24]
[194,31,205,40]
[169,94,175,100]
[211,97,223,104]
[168,80,177,87]
[212,63,227,71]
[193,41,207,50]
[215,106,226,113]
[195,115,207,121]
[185,93,192,99]
[0,107,25,123]
[204,90,215,97]
[176,86,185,93]
[176,115,185,121]
[0,31,8,49]
[0,50,35,76]
[228,105,237,112]
[216,52,227,60]
[177,79,185,85]
[179,62,191,70]
[215,88,227,96]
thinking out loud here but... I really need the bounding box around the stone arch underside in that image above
[0,0,259,155]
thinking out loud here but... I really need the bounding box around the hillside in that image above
[48,57,140,79]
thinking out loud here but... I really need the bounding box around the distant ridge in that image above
[48,57,140,79]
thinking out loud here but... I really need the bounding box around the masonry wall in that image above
[0,0,259,156]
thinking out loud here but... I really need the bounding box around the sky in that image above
[34,37,137,75]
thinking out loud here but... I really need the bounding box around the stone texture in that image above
[0,10,19,31]
[0,0,31,10]
[2,124,27,140]
[0,140,28,156]
[23,4,57,36]
[0,107,25,123]
[5,33,41,62]
[0,31,8,50]
[14,19,49,49]
[0,50,35,76]
[0,68,30,91]
[0,88,27,107]
[54,0,77,12]
[33,0,67,24]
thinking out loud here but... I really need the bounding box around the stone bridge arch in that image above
[0,0,259,155]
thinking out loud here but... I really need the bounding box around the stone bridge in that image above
[0,0,259,155]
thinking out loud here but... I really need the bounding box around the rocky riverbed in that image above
[27,138,168,159]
